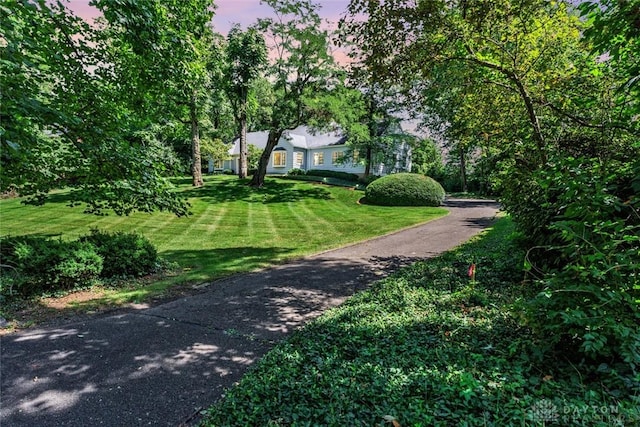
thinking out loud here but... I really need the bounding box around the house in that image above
[212,125,412,177]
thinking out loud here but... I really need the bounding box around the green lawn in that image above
[0,175,447,293]
[201,217,640,426]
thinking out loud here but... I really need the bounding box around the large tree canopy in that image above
[1,0,189,215]
[93,0,221,188]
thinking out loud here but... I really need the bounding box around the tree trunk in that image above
[190,95,203,187]
[238,110,248,179]
[249,129,282,187]
[459,146,468,193]
[238,92,248,179]
[364,146,372,177]
[464,54,547,164]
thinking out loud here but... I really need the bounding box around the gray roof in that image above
[229,126,346,155]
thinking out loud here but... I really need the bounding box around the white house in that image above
[213,126,412,177]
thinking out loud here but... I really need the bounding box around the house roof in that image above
[229,126,347,155]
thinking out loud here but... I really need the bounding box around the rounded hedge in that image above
[364,173,445,206]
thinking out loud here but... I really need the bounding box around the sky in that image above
[65,0,353,35]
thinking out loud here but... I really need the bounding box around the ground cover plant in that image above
[202,217,640,426]
[0,175,446,312]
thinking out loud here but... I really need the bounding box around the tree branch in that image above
[458,46,546,159]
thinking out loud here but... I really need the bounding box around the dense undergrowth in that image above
[202,217,639,426]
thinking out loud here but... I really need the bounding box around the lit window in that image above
[273,151,286,167]
[313,152,324,166]
[294,152,303,168]
[352,149,359,163]
[332,151,344,164]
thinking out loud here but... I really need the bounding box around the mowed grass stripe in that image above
[246,202,276,241]
[285,201,317,239]
[172,202,222,242]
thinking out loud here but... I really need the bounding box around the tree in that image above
[246,144,262,170]
[344,1,588,164]
[248,0,335,187]
[93,0,221,187]
[411,138,444,179]
[302,74,416,178]
[343,0,640,369]
[225,25,267,179]
[1,0,189,215]
[201,138,230,166]
[580,0,639,122]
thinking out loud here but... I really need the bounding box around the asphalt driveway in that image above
[0,198,500,426]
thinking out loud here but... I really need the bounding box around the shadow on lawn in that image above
[161,246,297,279]
[179,178,332,204]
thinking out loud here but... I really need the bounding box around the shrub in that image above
[53,241,103,289]
[81,229,158,278]
[518,155,640,370]
[280,174,359,188]
[305,169,360,182]
[287,168,305,176]
[364,173,445,206]
[0,236,102,297]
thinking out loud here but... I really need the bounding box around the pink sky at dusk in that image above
[64,0,352,35]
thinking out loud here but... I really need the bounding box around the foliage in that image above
[287,168,305,176]
[225,25,267,179]
[308,81,418,178]
[200,138,230,164]
[246,144,262,170]
[80,229,158,278]
[0,236,103,298]
[410,138,445,179]
[358,174,380,185]
[365,173,445,207]
[202,217,640,426]
[284,169,373,188]
[249,0,337,187]
[343,0,640,372]
[579,0,640,115]
[0,0,189,215]
[0,228,160,299]
[520,154,640,368]
[280,175,361,188]
[92,0,222,188]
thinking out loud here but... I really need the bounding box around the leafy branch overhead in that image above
[1,0,190,215]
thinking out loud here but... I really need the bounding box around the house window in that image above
[213,159,223,169]
[273,150,287,167]
[313,152,324,166]
[332,151,344,164]
[294,152,303,168]
[352,149,360,163]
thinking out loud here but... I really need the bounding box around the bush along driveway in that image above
[0,198,500,427]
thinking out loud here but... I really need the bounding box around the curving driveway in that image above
[0,198,500,426]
